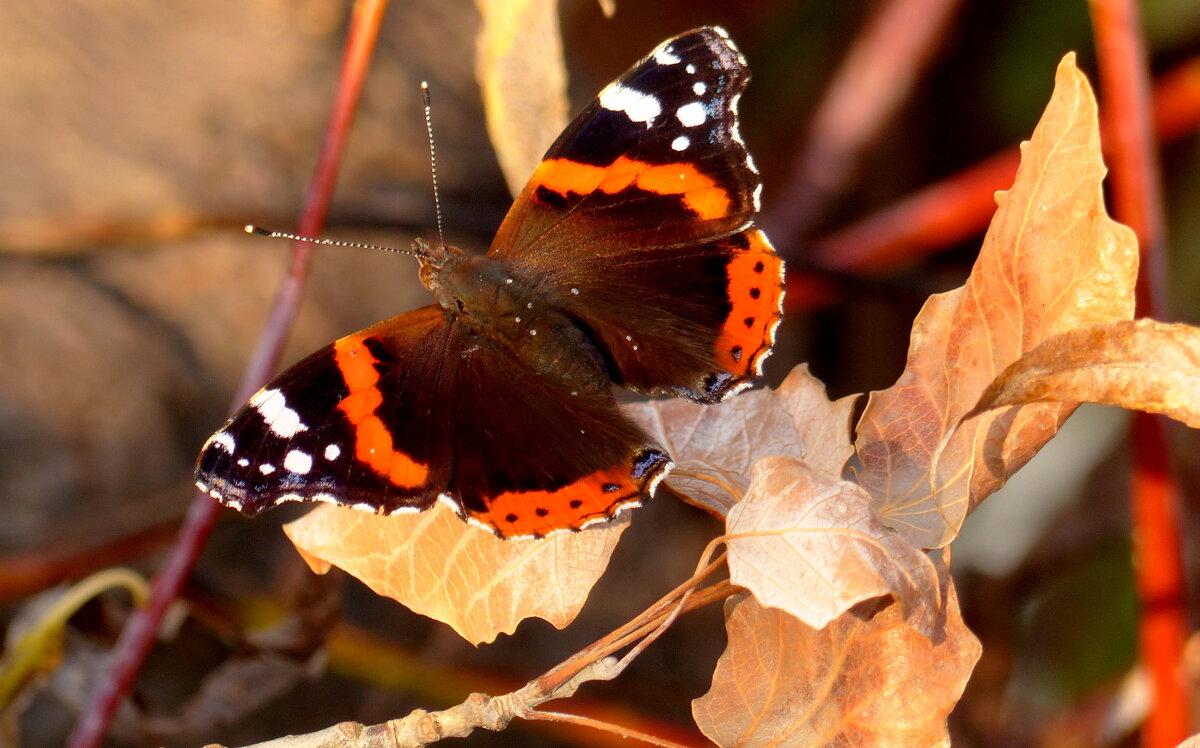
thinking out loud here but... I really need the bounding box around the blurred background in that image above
[2,0,1199,745]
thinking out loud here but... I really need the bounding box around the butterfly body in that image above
[417,239,613,393]
[197,27,784,538]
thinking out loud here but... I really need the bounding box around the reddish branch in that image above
[64,1,392,745]
[0,521,179,604]
[766,0,963,244]
[804,55,1200,284]
[1089,1,1190,746]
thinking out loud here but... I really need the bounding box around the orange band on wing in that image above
[715,230,785,376]
[333,335,429,488]
[472,465,645,538]
[532,156,731,220]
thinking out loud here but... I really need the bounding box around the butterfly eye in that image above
[455,298,466,312]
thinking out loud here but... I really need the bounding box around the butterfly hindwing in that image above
[196,305,671,537]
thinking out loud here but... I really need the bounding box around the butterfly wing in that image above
[196,305,670,538]
[489,27,784,402]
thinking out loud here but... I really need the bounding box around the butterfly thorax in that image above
[420,248,610,395]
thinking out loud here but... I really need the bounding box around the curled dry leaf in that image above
[476,0,569,196]
[625,365,857,517]
[283,503,629,645]
[854,54,1139,550]
[693,562,979,748]
[726,456,940,635]
[971,319,1200,429]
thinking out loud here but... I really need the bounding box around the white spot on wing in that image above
[598,82,661,126]
[671,135,690,151]
[686,63,697,74]
[259,463,276,475]
[210,431,235,454]
[284,449,313,475]
[436,493,464,517]
[324,444,341,461]
[237,458,250,467]
[693,81,707,95]
[718,380,754,401]
[654,45,680,65]
[646,460,674,497]
[249,388,307,438]
[729,90,746,136]
[676,101,707,127]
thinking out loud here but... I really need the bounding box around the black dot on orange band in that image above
[505,513,518,523]
[535,507,549,517]
[749,288,761,299]
[753,261,765,273]
[602,483,620,493]
[731,345,743,362]
[569,499,583,509]
[743,316,756,328]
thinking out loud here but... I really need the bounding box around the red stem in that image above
[766,0,962,244]
[0,521,179,604]
[805,55,1200,283]
[64,2,390,745]
[1089,1,1190,745]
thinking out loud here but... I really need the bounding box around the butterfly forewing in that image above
[489,27,782,402]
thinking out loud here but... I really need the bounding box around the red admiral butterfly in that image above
[196,27,784,538]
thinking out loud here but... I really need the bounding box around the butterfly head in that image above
[411,236,469,292]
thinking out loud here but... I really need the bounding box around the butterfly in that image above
[195,26,784,539]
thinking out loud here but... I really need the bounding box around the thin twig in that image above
[211,657,627,747]
[525,709,697,748]
[766,0,962,244]
[0,520,179,604]
[612,539,731,673]
[211,566,738,748]
[536,553,729,693]
[806,55,1200,279]
[64,2,391,745]
[1088,1,1190,745]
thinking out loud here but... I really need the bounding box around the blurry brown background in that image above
[3,0,1200,745]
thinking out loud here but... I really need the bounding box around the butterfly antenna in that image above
[243,225,422,258]
[421,81,447,249]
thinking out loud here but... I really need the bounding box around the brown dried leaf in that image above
[283,503,629,645]
[694,563,979,748]
[854,55,1139,549]
[626,365,857,517]
[726,456,940,635]
[971,319,1200,428]
[476,0,569,196]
